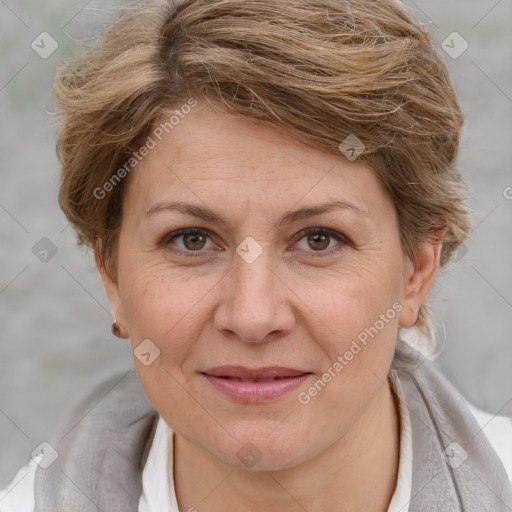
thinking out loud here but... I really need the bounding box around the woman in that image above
[2,0,511,510]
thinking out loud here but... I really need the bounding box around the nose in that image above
[213,246,296,344]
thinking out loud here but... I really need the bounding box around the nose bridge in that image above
[214,241,294,342]
[236,247,274,303]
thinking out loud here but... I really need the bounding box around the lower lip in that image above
[202,374,311,403]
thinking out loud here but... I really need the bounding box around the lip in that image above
[201,366,312,403]
[203,365,309,379]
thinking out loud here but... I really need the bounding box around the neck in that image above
[174,377,400,512]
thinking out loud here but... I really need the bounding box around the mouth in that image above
[200,366,313,403]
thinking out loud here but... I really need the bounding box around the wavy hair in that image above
[54,0,470,340]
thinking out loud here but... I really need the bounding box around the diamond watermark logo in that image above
[442,441,468,469]
[441,32,469,59]
[31,32,59,59]
[237,442,262,468]
[236,236,263,264]
[31,442,58,469]
[134,339,161,366]
[32,237,58,263]
[338,135,365,161]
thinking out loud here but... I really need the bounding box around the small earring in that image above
[112,320,125,338]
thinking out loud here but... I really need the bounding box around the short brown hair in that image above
[54,0,470,336]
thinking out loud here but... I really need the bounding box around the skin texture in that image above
[98,101,441,511]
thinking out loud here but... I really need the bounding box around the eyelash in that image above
[158,227,350,258]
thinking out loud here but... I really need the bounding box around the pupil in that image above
[309,232,329,251]
[185,233,206,250]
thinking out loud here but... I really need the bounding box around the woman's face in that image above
[101,101,438,471]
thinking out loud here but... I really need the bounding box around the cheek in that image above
[296,268,400,429]
[117,262,211,419]
[117,252,211,363]
[309,257,403,339]
[305,258,402,399]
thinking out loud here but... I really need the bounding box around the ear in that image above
[94,241,129,338]
[398,241,443,328]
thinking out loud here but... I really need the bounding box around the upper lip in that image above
[202,366,311,379]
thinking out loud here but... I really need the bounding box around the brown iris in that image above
[183,232,207,250]
[307,232,330,251]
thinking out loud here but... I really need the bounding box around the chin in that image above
[208,425,314,472]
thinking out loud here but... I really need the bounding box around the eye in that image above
[160,228,215,256]
[292,227,349,255]
[158,226,350,258]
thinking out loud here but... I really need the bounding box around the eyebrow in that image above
[145,200,369,229]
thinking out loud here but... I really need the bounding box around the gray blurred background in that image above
[1,0,511,489]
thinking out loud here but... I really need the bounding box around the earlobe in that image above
[111,319,129,339]
[94,243,129,337]
[398,242,442,328]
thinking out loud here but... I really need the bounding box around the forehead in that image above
[124,101,391,217]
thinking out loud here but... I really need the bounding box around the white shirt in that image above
[2,374,512,512]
